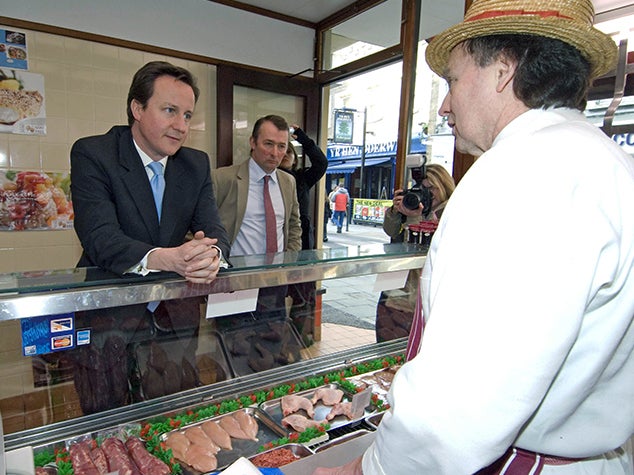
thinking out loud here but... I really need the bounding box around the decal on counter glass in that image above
[21,313,76,356]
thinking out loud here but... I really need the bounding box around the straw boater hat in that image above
[425,0,618,79]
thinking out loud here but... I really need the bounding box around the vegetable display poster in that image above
[0,170,74,231]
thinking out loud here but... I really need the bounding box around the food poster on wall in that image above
[0,170,73,231]
[0,68,46,135]
[0,29,28,70]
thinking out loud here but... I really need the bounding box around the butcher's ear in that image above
[495,53,517,93]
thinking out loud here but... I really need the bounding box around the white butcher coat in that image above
[363,108,634,474]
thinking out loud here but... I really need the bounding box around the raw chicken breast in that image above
[183,444,217,473]
[281,394,315,418]
[233,411,259,441]
[184,426,220,454]
[201,420,232,450]
[281,414,326,432]
[165,432,190,460]
[219,414,250,440]
[311,387,344,406]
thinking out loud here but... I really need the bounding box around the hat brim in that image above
[425,16,617,79]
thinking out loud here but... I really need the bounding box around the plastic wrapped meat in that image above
[69,441,101,475]
[281,394,315,418]
[90,445,108,474]
[201,420,233,450]
[101,437,142,475]
[125,437,171,475]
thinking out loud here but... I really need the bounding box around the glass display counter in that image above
[0,243,425,459]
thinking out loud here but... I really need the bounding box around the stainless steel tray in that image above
[162,407,288,474]
[248,443,314,468]
[259,384,375,433]
[365,412,384,430]
[314,429,373,453]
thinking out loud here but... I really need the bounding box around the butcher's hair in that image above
[251,115,289,141]
[462,34,591,111]
[126,61,200,126]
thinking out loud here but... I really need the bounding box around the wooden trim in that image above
[216,65,320,167]
[317,0,387,32]
[206,0,316,29]
[394,0,421,191]
[0,16,304,79]
[317,45,402,84]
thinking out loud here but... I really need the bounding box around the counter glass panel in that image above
[0,243,424,449]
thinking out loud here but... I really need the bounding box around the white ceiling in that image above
[232,0,634,24]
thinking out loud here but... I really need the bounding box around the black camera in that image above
[398,165,433,212]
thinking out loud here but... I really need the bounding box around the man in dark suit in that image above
[70,61,230,414]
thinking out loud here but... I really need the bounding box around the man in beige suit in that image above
[211,115,301,348]
[212,114,301,254]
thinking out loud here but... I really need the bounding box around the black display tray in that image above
[218,319,305,377]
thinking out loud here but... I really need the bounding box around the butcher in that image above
[312,0,634,473]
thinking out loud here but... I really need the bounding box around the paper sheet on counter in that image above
[206,289,259,318]
[373,270,408,292]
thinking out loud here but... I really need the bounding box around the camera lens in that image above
[402,192,421,210]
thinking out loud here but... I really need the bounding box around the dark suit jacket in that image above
[71,126,230,274]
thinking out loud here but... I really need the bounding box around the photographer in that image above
[382,163,455,243]
[376,164,455,342]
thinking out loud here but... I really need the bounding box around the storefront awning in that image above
[326,157,392,174]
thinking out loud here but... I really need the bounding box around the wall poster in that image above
[0,29,28,70]
[0,170,73,231]
[0,68,46,135]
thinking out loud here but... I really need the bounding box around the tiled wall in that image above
[0,27,216,405]
[0,27,217,274]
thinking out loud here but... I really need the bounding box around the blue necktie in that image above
[148,161,165,221]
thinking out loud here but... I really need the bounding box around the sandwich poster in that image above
[0,68,46,135]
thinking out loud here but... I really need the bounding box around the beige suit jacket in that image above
[212,160,302,252]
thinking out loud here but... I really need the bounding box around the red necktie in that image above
[263,175,278,253]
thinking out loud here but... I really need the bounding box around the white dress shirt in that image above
[363,108,634,474]
[232,158,284,256]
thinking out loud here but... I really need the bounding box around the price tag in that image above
[350,387,372,419]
